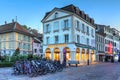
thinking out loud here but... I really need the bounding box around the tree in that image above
[13,48,20,56]
[22,25,28,29]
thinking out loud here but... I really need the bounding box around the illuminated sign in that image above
[108,43,112,54]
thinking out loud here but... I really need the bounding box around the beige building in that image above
[0,21,34,56]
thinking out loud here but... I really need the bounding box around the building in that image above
[0,21,34,56]
[33,34,43,55]
[95,31,106,62]
[42,4,96,63]
[96,24,120,62]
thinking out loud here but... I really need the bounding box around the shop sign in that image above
[48,44,67,48]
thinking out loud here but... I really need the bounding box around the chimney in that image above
[81,11,85,18]
[12,19,14,23]
[5,21,7,24]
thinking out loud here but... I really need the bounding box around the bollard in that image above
[87,59,89,65]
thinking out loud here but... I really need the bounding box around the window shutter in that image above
[75,20,77,28]
[61,20,64,29]
[80,23,82,31]
[49,24,51,32]
[79,22,81,30]
[61,35,64,43]
[44,26,46,33]
[68,19,70,28]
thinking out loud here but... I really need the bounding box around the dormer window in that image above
[54,12,58,18]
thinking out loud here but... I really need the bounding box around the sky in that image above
[0,0,120,33]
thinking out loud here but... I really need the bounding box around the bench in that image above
[68,60,80,67]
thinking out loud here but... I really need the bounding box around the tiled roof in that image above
[42,4,94,25]
[0,22,34,37]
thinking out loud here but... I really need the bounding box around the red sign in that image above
[108,43,112,54]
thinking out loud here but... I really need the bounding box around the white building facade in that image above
[42,5,96,63]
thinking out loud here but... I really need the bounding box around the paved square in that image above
[0,63,120,80]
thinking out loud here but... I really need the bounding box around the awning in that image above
[75,43,96,50]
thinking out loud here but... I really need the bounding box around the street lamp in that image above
[118,38,120,62]
[111,33,116,63]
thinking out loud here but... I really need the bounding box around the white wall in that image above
[73,16,95,47]
[43,16,72,45]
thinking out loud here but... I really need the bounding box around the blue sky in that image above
[0,0,120,33]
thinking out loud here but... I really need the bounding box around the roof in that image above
[42,4,94,25]
[96,32,106,37]
[0,22,34,37]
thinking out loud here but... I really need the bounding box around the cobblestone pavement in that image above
[0,62,120,80]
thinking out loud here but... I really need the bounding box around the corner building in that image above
[42,4,96,63]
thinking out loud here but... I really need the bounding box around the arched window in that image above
[54,12,58,18]
[45,48,51,59]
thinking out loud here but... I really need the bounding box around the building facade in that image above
[0,21,33,56]
[33,37,43,55]
[42,4,96,63]
[96,24,120,62]
[95,32,106,62]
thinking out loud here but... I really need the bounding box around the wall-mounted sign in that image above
[48,44,67,48]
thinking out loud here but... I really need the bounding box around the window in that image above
[82,23,85,33]
[18,34,21,40]
[28,44,30,50]
[34,49,37,53]
[76,20,79,29]
[3,34,6,41]
[24,35,26,41]
[0,43,1,49]
[105,39,107,44]
[46,24,50,33]
[0,35,1,41]
[28,37,30,42]
[3,42,6,49]
[54,21,59,31]
[86,38,89,45]
[77,35,80,43]
[91,29,94,37]
[64,34,69,43]
[55,36,59,44]
[64,19,69,29]
[96,35,98,42]
[54,12,58,18]
[86,26,89,35]
[23,43,25,49]
[40,49,43,53]
[105,47,107,51]
[97,44,98,50]
[46,37,50,44]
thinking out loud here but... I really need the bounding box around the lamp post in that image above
[118,38,120,62]
[63,48,66,67]
[111,33,115,63]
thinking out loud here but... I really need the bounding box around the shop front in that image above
[44,43,96,64]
